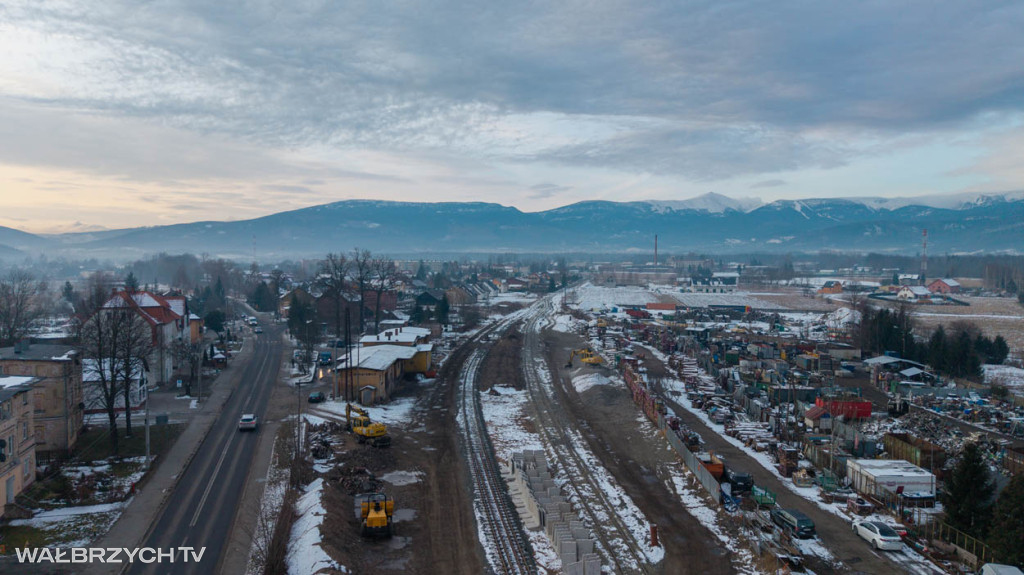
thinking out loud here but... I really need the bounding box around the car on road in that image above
[238,413,258,431]
[308,391,326,403]
[852,520,903,551]
[254,326,263,334]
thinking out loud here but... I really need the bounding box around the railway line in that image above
[455,317,537,575]
[520,299,655,575]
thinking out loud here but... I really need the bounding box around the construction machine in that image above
[345,404,392,448]
[356,493,395,537]
[565,348,604,368]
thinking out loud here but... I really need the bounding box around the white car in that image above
[852,520,903,551]
[238,413,258,431]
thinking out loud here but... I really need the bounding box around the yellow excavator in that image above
[357,493,395,537]
[345,404,391,448]
[566,348,604,368]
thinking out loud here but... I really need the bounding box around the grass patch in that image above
[0,508,121,549]
[74,423,185,463]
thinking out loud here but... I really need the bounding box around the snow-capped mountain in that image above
[1,191,1022,260]
[644,192,763,213]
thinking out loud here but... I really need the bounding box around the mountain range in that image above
[3,191,1024,261]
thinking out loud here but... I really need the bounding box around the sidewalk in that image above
[78,340,255,575]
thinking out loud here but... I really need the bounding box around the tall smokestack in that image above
[654,234,658,266]
[921,229,928,286]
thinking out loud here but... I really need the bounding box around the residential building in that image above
[0,375,39,517]
[279,287,315,318]
[897,285,931,301]
[82,358,147,415]
[818,281,843,295]
[360,327,430,348]
[0,343,82,457]
[98,291,188,386]
[927,278,961,294]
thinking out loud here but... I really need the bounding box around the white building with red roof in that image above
[99,290,189,386]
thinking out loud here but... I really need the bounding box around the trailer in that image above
[847,458,936,498]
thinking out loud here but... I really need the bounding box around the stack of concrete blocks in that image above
[509,451,602,575]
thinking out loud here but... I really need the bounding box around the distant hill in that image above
[3,191,1024,260]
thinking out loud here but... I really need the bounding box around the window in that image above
[23,456,31,478]
[22,422,28,440]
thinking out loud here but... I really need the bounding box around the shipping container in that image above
[882,433,946,470]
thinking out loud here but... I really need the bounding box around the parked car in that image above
[770,508,816,539]
[238,413,258,431]
[852,520,903,551]
[308,391,326,403]
[722,466,753,493]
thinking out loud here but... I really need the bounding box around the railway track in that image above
[520,300,655,575]
[455,320,537,575]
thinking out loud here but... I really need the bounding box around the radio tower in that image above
[920,229,928,286]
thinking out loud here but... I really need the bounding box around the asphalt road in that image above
[126,326,283,575]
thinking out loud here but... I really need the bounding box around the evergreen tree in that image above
[416,260,427,280]
[410,303,425,324]
[204,310,225,333]
[928,326,948,373]
[987,473,1024,568]
[992,336,1010,365]
[548,277,557,292]
[891,272,900,286]
[61,281,76,303]
[941,443,994,538]
[125,271,140,292]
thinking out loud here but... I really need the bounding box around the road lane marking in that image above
[189,435,236,528]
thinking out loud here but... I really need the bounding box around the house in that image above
[279,287,314,318]
[363,290,399,314]
[818,281,843,295]
[414,290,445,310]
[187,313,204,342]
[0,343,83,457]
[896,285,931,301]
[82,358,148,415]
[927,278,961,294]
[445,286,477,307]
[98,291,187,386]
[0,375,39,518]
[361,326,430,348]
[334,345,416,404]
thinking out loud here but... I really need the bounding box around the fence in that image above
[663,418,722,498]
[862,476,999,568]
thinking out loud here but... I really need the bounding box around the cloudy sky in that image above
[1,0,1023,233]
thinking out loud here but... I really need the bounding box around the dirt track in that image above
[317,341,485,575]
[542,328,735,575]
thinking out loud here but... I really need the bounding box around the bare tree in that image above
[351,248,373,334]
[0,268,48,346]
[79,308,129,456]
[315,253,350,340]
[171,339,203,397]
[370,256,397,333]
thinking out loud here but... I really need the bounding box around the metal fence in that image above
[661,414,722,498]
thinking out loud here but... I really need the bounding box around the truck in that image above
[355,493,395,537]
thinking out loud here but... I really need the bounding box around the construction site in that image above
[254,267,1024,575]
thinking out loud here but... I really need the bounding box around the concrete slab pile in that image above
[507,450,603,575]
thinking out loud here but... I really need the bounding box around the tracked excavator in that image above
[345,404,392,448]
[566,348,604,368]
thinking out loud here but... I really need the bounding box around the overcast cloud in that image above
[1,0,1023,231]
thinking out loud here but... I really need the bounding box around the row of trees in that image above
[941,444,1024,567]
[852,305,1009,379]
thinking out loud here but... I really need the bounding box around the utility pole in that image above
[144,378,151,469]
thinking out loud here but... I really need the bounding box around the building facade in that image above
[0,376,38,517]
[0,343,82,457]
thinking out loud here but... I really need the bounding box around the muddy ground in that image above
[313,345,484,575]
[542,328,736,575]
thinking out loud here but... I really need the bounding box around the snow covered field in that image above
[984,363,1024,395]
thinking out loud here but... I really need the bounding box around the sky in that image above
[1,0,1023,233]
